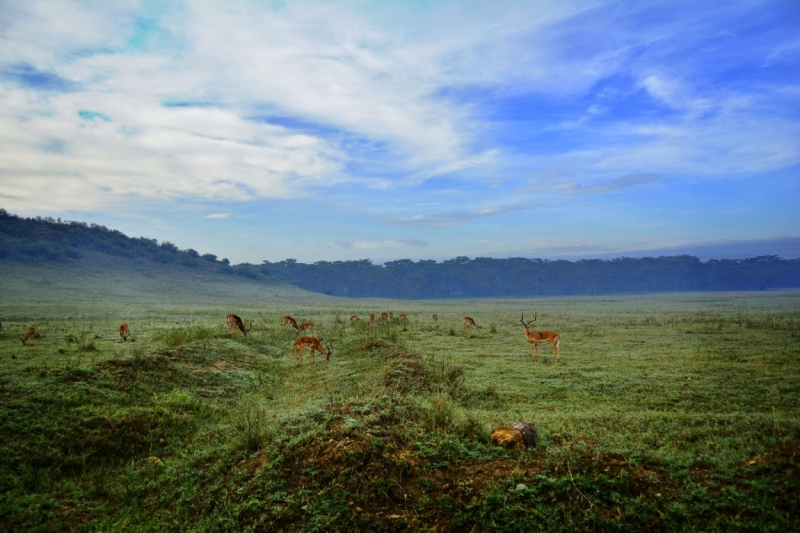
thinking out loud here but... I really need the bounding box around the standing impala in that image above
[399,313,408,325]
[463,316,479,329]
[368,313,375,326]
[432,314,438,323]
[119,322,130,342]
[380,312,389,324]
[226,314,253,337]
[520,313,561,362]
[21,325,36,345]
[293,337,333,366]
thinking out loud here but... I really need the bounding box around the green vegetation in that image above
[264,256,800,298]
[1,291,798,531]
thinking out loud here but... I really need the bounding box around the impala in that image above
[295,321,314,336]
[380,312,389,324]
[282,315,299,329]
[119,322,130,342]
[399,313,408,325]
[226,314,253,337]
[293,337,333,366]
[520,313,561,362]
[21,325,36,345]
[432,314,438,323]
[368,313,375,326]
[463,316,479,329]
[350,315,359,323]
[388,312,394,319]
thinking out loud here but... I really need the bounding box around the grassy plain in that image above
[0,283,799,531]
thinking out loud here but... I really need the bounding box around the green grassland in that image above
[1,267,799,531]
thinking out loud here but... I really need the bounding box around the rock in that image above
[511,421,538,448]
[516,483,528,491]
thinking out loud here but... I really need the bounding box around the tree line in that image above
[3,209,799,298]
[262,255,800,298]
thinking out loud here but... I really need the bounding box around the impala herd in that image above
[7,310,562,365]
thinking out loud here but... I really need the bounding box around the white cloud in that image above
[205,213,230,219]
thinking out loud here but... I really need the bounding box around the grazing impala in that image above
[399,313,408,325]
[520,313,561,362]
[368,313,375,326]
[295,321,314,336]
[350,315,359,323]
[463,316,479,329]
[293,337,333,366]
[226,314,253,337]
[432,314,438,323]
[119,322,130,342]
[282,315,299,329]
[21,325,36,345]
[380,312,389,324]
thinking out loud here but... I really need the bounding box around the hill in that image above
[0,209,320,309]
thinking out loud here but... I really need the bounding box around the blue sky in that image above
[1,0,798,263]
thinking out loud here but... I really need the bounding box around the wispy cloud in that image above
[205,213,230,219]
[333,239,429,249]
[381,203,530,229]
[528,173,660,196]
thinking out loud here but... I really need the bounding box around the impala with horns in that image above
[399,313,408,325]
[295,321,314,336]
[119,322,130,342]
[282,315,299,329]
[21,325,36,345]
[293,337,333,367]
[226,314,253,337]
[520,313,561,362]
[463,316,479,329]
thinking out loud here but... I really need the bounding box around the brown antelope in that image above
[432,314,438,323]
[463,316,479,329]
[282,315,299,329]
[388,311,394,320]
[368,313,375,326]
[21,325,36,345]
[293,337,333,366]
[399,313,408,325]
[295,321,314,336]
[119,322,130,342]
[226,314,253,337]
[520,312,561,362]
[380,312,389,324]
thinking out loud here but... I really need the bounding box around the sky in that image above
[1,0,799,264]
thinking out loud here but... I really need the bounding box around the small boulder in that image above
[511,421,538,448]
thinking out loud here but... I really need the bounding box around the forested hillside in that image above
[0,209,271,282]
[3,209,799,298]
[263,255,800,298]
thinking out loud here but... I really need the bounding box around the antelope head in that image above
[520,312,537,329]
